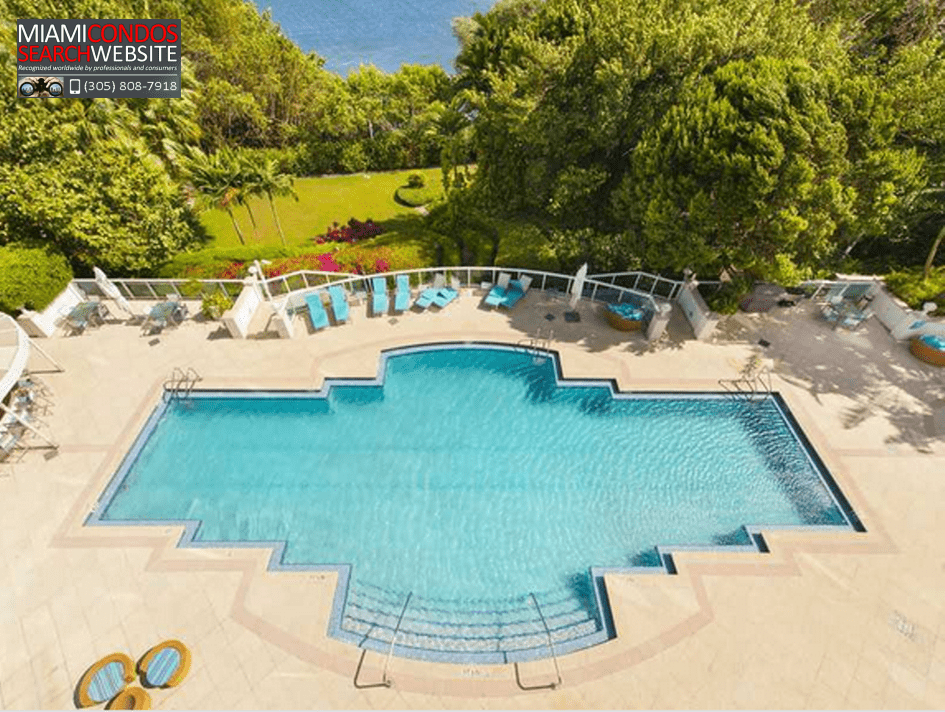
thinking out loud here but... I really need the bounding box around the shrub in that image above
[332,244,421,275]
[395,185,441,207]
[406,173,425,188]
[0,243,73,314]
[884,268,945,316]
[201,290,234,320]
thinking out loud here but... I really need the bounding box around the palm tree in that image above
[226,150,263,242]
[255,159,298,248]
[182,148,248,245]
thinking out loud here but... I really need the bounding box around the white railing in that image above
[587,271,687,300]
[71,277,247,301]
[801,279,881,303]
[260,266,663,314]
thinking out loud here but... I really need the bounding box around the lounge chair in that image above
[372,277,389,316]
[77,653,135,707]
[393,275,411,313]
[328,285,349,324]
[107,687,151,709]
[433,277,460,309]
[500,275,533,308]
[141,301,186,335]
[484,272,512,307]
[415,273,447,310]
[138,639,191,688]
[305,293,330,331]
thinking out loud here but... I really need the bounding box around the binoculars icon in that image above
[18,76,64,97]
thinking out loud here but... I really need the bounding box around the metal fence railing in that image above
[586,271,687,301]
[801,279,881,303]
[259,266,664,315]
[72,278,247,301]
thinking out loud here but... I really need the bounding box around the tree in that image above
[254,159,298,248]
[182,148,248,245]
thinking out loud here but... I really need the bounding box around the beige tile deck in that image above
[3,290,945,709]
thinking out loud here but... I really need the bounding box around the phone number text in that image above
[84,81,178,93]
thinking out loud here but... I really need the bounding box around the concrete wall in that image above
[872,289,945,339]
[16,283,85,337]
[221,282,261,339]
[676,283,717,340]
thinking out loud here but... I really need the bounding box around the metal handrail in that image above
[514,593,562,690]
[382,591,412,688]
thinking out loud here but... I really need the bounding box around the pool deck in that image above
[3,287,945,709]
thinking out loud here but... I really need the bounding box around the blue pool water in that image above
[252,0,495,74]
[98,345,855,659]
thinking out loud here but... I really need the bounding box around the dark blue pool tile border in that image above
[86,340,865,665]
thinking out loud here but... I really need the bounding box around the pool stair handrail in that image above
[718,367,772,402]
[163,367,202,403]
[517,328,553,363]
[514,593,562,691]
[381,591,413,687]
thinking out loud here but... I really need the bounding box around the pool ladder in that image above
[353,591,412,689]
[718,367,772,402]
[518,329,553,363]
[163,367,202,403]
[514,592,563,690]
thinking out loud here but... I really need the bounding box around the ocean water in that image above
[102,347,850,605]
[252,0,496,74]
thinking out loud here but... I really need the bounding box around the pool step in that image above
[339,584,603,658]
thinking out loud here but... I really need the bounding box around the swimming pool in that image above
[90,343,861,663]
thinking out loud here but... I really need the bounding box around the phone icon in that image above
[70,79,81,95]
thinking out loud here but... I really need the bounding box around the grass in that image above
[200,167,444,250]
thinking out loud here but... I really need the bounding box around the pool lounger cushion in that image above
[106,687,151,710]
[328,286,349,323]
[414,287,439,309]
[499,276,532,308]
[305,293,330,330]
[432,287,458,308]
[138,639,191,688]
[372,277,389,316]
[77,652,136,706]
[484,272,512,307]
[393,275,410,312]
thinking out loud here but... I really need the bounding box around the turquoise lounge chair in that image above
[372,277,389,316]
[433,277,460,308]
[484,272,512,307]
[328,285,349,323]
[393,275,411,313]
[415,274,446,310]
[500,275,533,308]
[305,293,330,330]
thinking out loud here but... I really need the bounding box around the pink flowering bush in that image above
[315,218,385,245]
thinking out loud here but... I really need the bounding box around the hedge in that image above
[0,243,73,314]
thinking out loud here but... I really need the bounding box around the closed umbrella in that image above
[569,263,588,309]
[93,266,133,315]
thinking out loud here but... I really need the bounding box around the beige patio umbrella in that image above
[569,263,588,309]
[93,266,134,316]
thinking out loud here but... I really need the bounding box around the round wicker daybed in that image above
[910,334,945,367]
[106,687,151,710]
[603,303,645,331]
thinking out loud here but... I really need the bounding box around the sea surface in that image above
[251,0,496,75]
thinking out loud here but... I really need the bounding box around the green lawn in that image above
[201,167,444,250]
